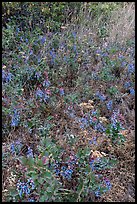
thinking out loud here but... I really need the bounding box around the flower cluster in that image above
[67,155,78,168]
[94,178,112,198]
[35,88,50,103]
[89,136,97,145]
[53,161,61,176]
[43,79,51,88]
[65,105,106,133]
[79,117,89,129]
[53,154,77,181]
[34,71,42,80]
[124,81,131,89]
[129,88,135,96]
[59,88,65,96]
[103,178,112,191]
[111,110,124,130]
[40,36,46,45]
[96,49,102,56]
[89,157,110,171]
[64,105,75,119]
[96,91,106,101]
[128,63,135,74]
[60,167,73,180]
[27,147,34,158]
[106,100,113,110]
[42,71,51,87]
[89,159,95,171]
[11,109,20,127]
[16,178,35,198]
[49,48,56,65]
[78,111,106,133]
[94,187,101,198]
[92,71,99,80]
[94,122,106,133]
[10,141,33,157]
[28,197,35,202]
[2,70,13,83]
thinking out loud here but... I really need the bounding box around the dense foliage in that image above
[2,2,135,202]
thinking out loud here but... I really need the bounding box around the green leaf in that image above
[9,188,17,197]
[27,170,36,175]
[109,158,117,166]
[46,186,53,193]
[34,179,39,186]
[39,194,48,202]
[77,179,83,193]
[46,191,53,197]
[47,116,54,120]
[84,147,91,156]
[21,157,28,165]
[28,157,34,166]
[45,171,52,179]
[28,121,33,128]
[38,177,44,184]
[37,159,43,167]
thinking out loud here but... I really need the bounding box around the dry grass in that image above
[107,2,135,45]
[101,130,135,202]
[65,2,135,46]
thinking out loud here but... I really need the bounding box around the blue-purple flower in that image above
[106,100,113,110]
[72,31,76,39]
[129,88,135,95]
[43,79,51,87]
[61,168,73,180]
[16,27,20,34]
[96,49,102,56]
[50,48,56,64]
[27,147,33,158]
[17,178,35,198]
[35,72,41,80]
[2,71,13,83]
[25,38,29,43]
[124,81,131,89]
[61,166,67,171]
[89,159,95,171]
[103,178,112,191]
[2,70,6,81]
[29,50,33,55]
[94,123,106,132]
[96,91,106,101]
[73,44,77,52]
[43,93,50,103]
[59,88,64,96]
[79,117,89,129]
[128,63,135,74]
[89,116,93,125]
[40,36,46,44]
[121,61,127,67]
[55,168,60,176]
[95,188,101,197]
[28,197,35,202]
[35,88,44,99]
[11,109,20,127]
[10,144,15,154]
[89,136,97,145]
[63,56,68,63]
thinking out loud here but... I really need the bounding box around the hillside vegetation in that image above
[2,2,135,202]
